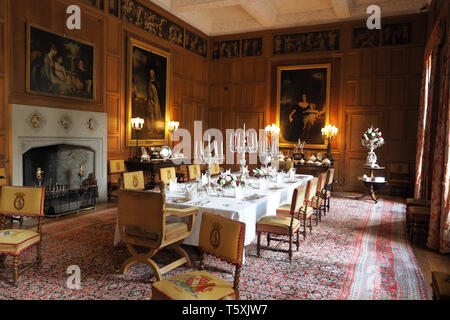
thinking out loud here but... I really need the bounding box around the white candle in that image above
[208,135,211,152]
[221,141,223,156]
[214,140,218,155]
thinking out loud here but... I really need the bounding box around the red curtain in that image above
[427,28,450,253]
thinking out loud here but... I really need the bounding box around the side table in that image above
[357,166,386,203]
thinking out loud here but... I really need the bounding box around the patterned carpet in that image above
[0,195,430,300]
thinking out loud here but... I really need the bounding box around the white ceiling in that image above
[149,0,430,36]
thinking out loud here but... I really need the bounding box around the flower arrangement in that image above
[362,125,384,144]
[217,174,245,188]
[249,168,267,179]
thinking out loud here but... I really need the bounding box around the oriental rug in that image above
[0,196,429,300]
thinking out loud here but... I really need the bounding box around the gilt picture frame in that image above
[126,37,171,147]
[27,23,96,102]
[276,64,331,149]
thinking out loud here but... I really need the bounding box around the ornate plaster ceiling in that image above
[149,0,430,36]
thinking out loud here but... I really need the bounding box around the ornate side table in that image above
[357,166,386,203]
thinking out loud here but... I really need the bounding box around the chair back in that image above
[326,168,335,187]
[199,213,246,267]
[317,172,328,193]
[160,167,177,185]
[188,164,201,180]
[279,160,294,172]
[118,187,165,246]
[0,168,6,186]
[109,160,126,174]
[306,178,318,202]
[210,163,220,176]
[123,171,145,190]
[292,184,307,214]
[0,186,45,218]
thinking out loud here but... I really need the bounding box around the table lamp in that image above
[167,121,179,149]
[321,124,338,163]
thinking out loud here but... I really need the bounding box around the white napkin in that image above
[225,169,231,176]
[289,168,296,179]
[234,187,243,200]
[185,185,198,201]
[201,173,208,185]
[169,179,178,192]
[276,173,283,185]
[259,179,266,191]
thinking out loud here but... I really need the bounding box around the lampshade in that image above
[131,117,144,130]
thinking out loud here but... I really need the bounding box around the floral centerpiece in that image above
[217,174,245,188]
[361,125,385,167]
[249,168,267,179]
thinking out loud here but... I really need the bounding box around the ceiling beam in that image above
[238,0,278,27]
[170,0,238,13]
[330,0,351,18]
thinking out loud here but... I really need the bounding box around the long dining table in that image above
[113,174,314,251]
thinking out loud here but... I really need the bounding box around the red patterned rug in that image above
[0,196,429,300]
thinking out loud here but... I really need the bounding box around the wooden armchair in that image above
[322,168,335,213]
[123,171,145,191]
[0,186,45,284]
[257,183,309,262]
[107,160,127,200]
[117,182,199,281]
[152,213,246,300]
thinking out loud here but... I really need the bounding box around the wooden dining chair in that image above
[210,163,221,176]
[123,171,145,191]
[118,182,199,282]
[309,172,327,224]
[323,168,335,213]
[152,212,246,300]
[160,167,177,185]
[256,183,310,262]
[107,160,127,200]
[187,164,202,180]
[0,186,45,285]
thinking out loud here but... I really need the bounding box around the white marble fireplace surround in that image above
[12,104,107,202]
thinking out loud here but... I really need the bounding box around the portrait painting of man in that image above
[127,38,170,146]
[277,64,331,148]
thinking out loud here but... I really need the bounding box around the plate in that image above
[172,198,188,203]
[160,146,172,160]
[269,187,283,191]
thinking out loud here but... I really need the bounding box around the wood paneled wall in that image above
[209,14,427,192]
[1,0,209,177]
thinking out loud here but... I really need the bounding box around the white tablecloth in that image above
[113,174,313,247]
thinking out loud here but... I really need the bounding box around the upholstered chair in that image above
[0,186,45,284]
[187,164,202,181]
[117,182,199,282]
[107,160,127,200]
[405,198,431,234]
[210,163,221,176]
[323,168,335,213]
[0,168,6,186]
[309,172,327,225]
[257,184,309,262]
[278,160,294,172]
[123,171,145,191]
[152,213,245,300]
[160,167,177,185]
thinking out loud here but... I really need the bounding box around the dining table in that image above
[113,173,314,260]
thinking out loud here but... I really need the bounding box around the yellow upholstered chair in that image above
[108,160,127,200]
[152,213,245,300]
[160,167,177,185]
[210,163,221,176]
[308,171,327,225]
[188,164,202,181]
[118,183,199,282]
[0,168,6,186]
[322,168,335,213]
[257,184,309,262]
[279,160,294,172]
[0,186,45,284]
[123,171,145,191]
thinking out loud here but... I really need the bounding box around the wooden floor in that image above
[8,195,450,299]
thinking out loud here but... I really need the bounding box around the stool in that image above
[407,206,430,244]
[431,271,450,300]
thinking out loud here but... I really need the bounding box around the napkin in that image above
[201,173,208,185]
[169,179,178,192]
[225,169,232,176]
[185,185,198,201]
[289,168,296,179]
[276,173,283,185]
[259,179,266,191]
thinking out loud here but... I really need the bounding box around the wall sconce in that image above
[321,124,338,163]
[167,121,179,149]
[131,117,144,159]
[265,124,280,136]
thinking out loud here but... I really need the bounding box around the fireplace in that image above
[12,104,107,202]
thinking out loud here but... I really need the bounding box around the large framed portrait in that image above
[27,24,96,101]
[276,64,331,149]
[127,38,170,147]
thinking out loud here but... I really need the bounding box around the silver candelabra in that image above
[229,124,258,175]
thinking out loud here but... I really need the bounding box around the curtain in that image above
[427,29,450,253]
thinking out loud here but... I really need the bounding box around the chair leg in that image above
[309,217,313,233]
[257,232,261,257]
[0,255,5,267]
[302,216,307,240]
[267,233,271,247]
[296,230,300,250]
[288,234,292,262]
[13,256,19,285]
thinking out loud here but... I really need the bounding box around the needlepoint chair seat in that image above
[152,213,245,300]
[256,216,301,235]
[276,205,313,219]
[152,270,235,300]
[431,271,450,300]
[0,230,40,255]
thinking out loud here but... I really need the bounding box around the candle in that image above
[220,141,223,156]
[208,135,211,152]
[194,141,198,159]
[214,140,218,156]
